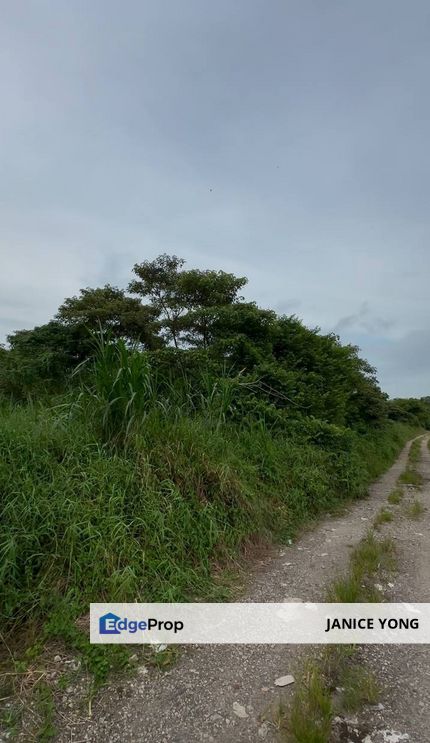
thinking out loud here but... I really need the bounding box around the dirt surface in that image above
[357,435,430,743]
[52,436,430,742]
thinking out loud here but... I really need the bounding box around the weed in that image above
[287,662,333,743]
[405,499,426,519]
[408,439,421,465]
[387,487,403,505]
[338,665,379,711]
[0,703,22,739]
[398,469,423,488]
[373,508,394,529]
[283,531,396,740]
[34,681,56,742]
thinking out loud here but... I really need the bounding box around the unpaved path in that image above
[356,434,430,742]
[58,435,430,742]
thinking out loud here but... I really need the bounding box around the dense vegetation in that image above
[1,254,428,659]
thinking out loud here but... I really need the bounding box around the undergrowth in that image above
[0,337,417,718]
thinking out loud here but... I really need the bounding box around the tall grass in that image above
[72,335,157,445]
[0,338,416,647]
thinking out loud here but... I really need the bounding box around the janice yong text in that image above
[325,616,420,632]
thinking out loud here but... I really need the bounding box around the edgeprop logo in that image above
[99,612,184,635]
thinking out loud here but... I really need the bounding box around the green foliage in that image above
[398,468,423,488]
[329,532,396,602]
[405,499,426,519]
[74,334,158,445]
[0,322,88,399]
[34,681,56,741]
[408,437,422,465]
[0,252,426,706]
[288,663,333,742]
[57,284,161,349]
[128,253,247,348]
[337,665,379,711]
[387,487,403,504]
[388,397,430,429]
[373,508,394,529]
[0,391,410,637]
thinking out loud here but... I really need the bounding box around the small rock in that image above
[320,553,328,557]
[345,715,358,725]
[137,665,148,675]
[274,674,295,687]
[154,644,167,653]
[374,583,384,592]
[54,655,62,663]
[258,721,271,739]
[261,686,269,692]
[388,583,394,588]
[380,732,410,743]
[232,702,248,718]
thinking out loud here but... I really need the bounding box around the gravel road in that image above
[56,435,430,743]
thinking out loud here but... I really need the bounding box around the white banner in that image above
[90,602,430,644]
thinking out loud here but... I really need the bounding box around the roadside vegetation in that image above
[373,508,394,529]
[398,468,423,487]
[284,532,396,742]
[387,487,404,505]
[405,499,426,519]
[284,432,429,742]
[1,254,429,738]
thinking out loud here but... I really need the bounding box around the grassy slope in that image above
[0,403,415,636]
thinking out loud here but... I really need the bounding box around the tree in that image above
[129,254,247,348]
[2,322,89,397]
[128,255,186,347]
[56,285,161,349]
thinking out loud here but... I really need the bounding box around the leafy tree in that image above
[178,269,247,348]
[129,254,247,348]
[1,322,89,398]
[128,255,186,347]
[57,285,161,349]
[388,397,430,428]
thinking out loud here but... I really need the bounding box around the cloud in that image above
[334,302,395,335]
[1,0,430,396]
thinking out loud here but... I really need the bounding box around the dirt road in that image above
[58,435,430,742]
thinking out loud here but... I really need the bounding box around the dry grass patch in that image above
[398,468,423,488]
[373,508,394,529]
[387,487,403,505]
[405,499,426,519]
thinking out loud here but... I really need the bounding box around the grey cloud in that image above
[334,303,395,335]
[1,0,430,396]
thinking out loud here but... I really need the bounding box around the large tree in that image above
[129,254,247,348]
[56,284,161,349]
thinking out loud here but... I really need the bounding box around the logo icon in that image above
[99,612,121,634]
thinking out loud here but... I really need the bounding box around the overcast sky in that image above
[1,1,429,398]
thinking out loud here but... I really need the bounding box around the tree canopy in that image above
[1,254,427,429]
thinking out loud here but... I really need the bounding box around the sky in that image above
[1,0,429,398]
